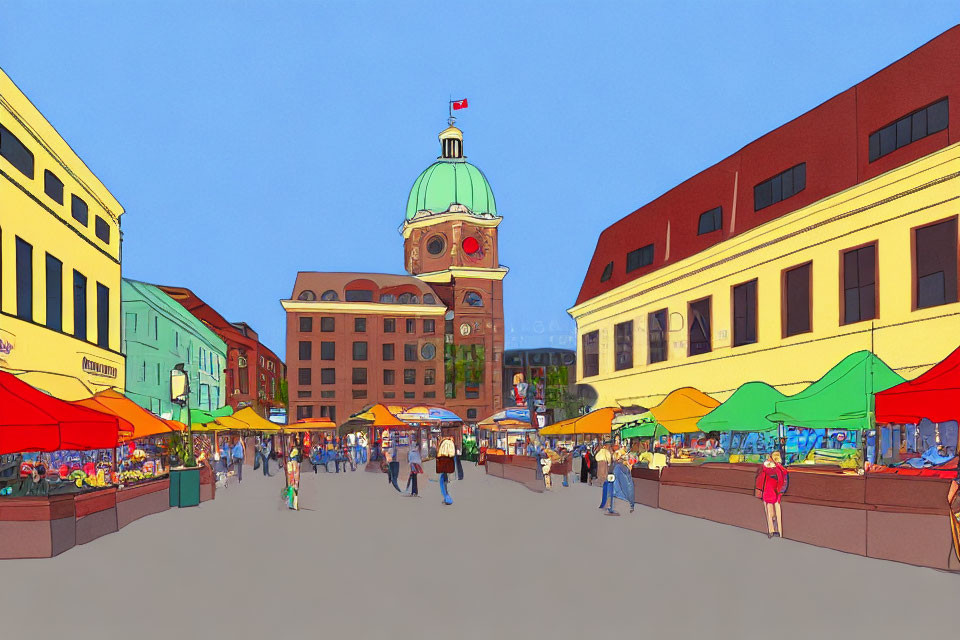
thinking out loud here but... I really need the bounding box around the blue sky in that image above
[2,2,957,359]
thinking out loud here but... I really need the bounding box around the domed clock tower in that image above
[402,118,507,421]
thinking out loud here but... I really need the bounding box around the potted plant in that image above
[168,432,201,508]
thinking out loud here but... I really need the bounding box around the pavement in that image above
[1,462,956,640]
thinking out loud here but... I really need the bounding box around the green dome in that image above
[405,160,498,221]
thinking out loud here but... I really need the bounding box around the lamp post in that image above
[171,363,194,466]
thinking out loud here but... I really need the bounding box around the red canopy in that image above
[875,345,960,424]
[0,371,121,454]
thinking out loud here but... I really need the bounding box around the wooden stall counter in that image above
[116,477,170,529]
[0,494,76,559]
[75,487,118,545]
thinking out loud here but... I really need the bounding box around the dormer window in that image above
[298,290,317,301]
[320,290,338,301]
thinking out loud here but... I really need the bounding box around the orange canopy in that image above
[354,404,410,430]
[539,408,619,436]
[71,389,175,440]
[286,417,337,432]
[649,387,720,434]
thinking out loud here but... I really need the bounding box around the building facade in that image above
[283,120,506,424]
[570,26,960,409]
[0,67,125,399]
[122,279,227,419]
[156,285,284,418]
[502,348,578,423]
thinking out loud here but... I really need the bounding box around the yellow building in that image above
[0,67,125,399]
[570,142,960,409]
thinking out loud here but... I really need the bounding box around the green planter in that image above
[169,467,201,508]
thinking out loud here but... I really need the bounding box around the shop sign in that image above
[82,357,118,379]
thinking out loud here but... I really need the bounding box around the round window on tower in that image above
[462,236,481,255]
[420,343,436,360]
[427,236,446,256]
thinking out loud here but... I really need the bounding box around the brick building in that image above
[283,119,506,425]
[157,285,285,417]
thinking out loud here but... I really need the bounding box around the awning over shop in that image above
[697,382,787,433]
[0,370,122,454]
[233,407,282,431]
[286,417,337,432]
[538,416,576,436]
[539,408,618,436]
[351,404,409,430]
[394,405,464,423]
[649,387,720,434]
[876,344,960,424]
[478,408,532,430]
[620,415,658,439]
[73,389,173,440]
[768,350,905,430]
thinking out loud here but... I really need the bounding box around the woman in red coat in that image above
[755,453,788,539]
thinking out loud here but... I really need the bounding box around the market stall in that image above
[697,381,786,463]
[344,404,410,472]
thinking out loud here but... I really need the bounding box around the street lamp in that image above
[171,363,194,466]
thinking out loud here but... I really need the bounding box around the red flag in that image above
[451,98,468,110]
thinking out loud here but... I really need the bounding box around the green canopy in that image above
[189,405,233,425]
[620,415,658,439]
[767,350,905,430]
[698,382,787,433]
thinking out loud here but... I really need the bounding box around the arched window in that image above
[464,291,483,307]
[298,290,317,301]
[379,293,396,303]
[423,293,436,305]
[409,295,419,304]
[320,290,339,301]
[398,293,412,304]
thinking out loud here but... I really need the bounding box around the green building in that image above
[121,279,227,419]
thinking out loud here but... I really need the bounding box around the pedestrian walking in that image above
[437,437,456,505]
[405,443,423,497]
[384,440,401,492]
[579,445,596,486]
[231,437,245,483]
[599,449,635,514]
[755,452,788,538]
[358,433,368,464]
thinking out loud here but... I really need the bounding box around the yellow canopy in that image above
[213,415,249,430]
[285,417,337,432]
[649,387,720,434]
[234,406,282,431]
[539,408,618,436]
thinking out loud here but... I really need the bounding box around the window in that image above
[383,343,395,360]
[352,367,367,385]
[379,293,396,303]
[298,290,317,301]
[299,316,313,332]
[600,261,613,282]
[73,271,87,340]
[96,283,109,348]
[732,279,758,346]
[783,263,812,336]
[688,297,712,356]
[0,124,34,178]
[842,245,877,324]
[423,294,436,305]
[404,369,416,385]
[296,405,314,420]
[238,360,249,394]
[421,343,436,360]
[383,318,396,333]
[648,309,668,364]
[353,341,368,360]
[320,341,335,360]
[424,368,436,385]
[95,217,110,243]
[125,312,137,335]
[383,369,396,385]
[423,319,435,334]
[626,244,654,272]
[404,391,416,399]
[427,235,446,255]
[406,318,416,333]
[44,170,63,204]
[697,207,723,235]
[424,391,436,399]
[914,217,958,309]
[320,406,337,422]
[582,330,599,377]
[354,317,366,332]
[467,408,478,420]
[404,343,417,361]
[754,163,806,211]
[383,391,396,399]
[464,291,483,307]
[319,290,337,301]
[352,389,367,399]
[398,293,412,304]
[614,321,633,370]
[299,341,312,360]
[321,368,335,384]
[345,289,373,302]
[298,367,312,385]
[320,390,335,398]
[15,237,32,321]
[297,390,312,399]
[71,195,89,226]
[320,317,335,332]
[869,98,949,162]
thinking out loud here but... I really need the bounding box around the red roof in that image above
[0,372,121,454]
[876,345,960,424]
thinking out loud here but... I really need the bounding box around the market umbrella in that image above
[189,409,217,425]
[233,407,282,432]
[213,415,250,430]
[649,387,720,434]
[286,417,337,432]
[538,415,577,436]
[767,350,904,430]
[0,370,121,454]
[73,389,173,440]
[697,382,787,433]
[351,404,409,430]
[539,408,619,436]
[479,408,531,430]
[620,414,658,439]
[876,344,960,424]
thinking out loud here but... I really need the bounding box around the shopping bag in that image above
[436,457,455,474]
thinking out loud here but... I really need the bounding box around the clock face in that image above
[459,323,472,336]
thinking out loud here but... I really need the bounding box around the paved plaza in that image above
[2,465,956,639]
